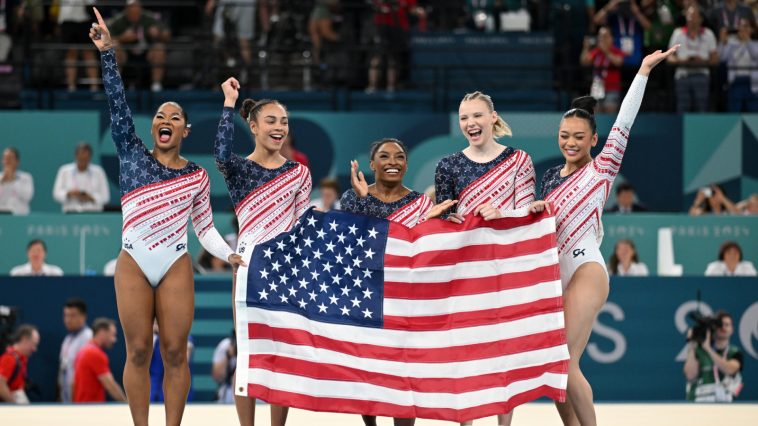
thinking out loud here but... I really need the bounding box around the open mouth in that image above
[270,134,284,142]
[158,127,172,143]
[467,129,482,141]
[384,168,401,176]
[564,147,579,157]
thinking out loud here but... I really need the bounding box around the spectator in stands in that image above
[53,142,110,213]
[667,6,719,112]
[640,0,676,52]
[196,249,232,274]
[149,321,194,402]
[0,324,39,404]
[718,17,758,112]
[608,239,649,276]
[593,0,652,67]
[204,0,256,83]
[58,0,98,92]
[0,0,11,61]
[108,0,170,92]
[705,241,757,276]
[684,310,744,401]
[366,0,426,93]
[58,298,92,403]
[710,0,756,39]
[73,317,126,402]
[310,177,341,212]
[0,147,34,215]
[211,331,235,403]
[10,239,64,276]
[689,184,738,215]
[735,193,758,215]
[308,0,341,66]
[607,182,647,212]
[581,26,625,112]
[280,134,310,168]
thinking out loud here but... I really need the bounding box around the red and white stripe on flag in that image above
[236,209,568,422]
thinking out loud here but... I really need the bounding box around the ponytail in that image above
[461,91,512,138]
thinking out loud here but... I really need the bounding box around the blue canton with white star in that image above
[339,189,424,219]
[214,107,299,207]
[540,164,572,199]
[101,49,200,196]
[248,208,389,327]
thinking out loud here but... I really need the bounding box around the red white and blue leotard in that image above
[102,49,233,287]
[434,147,535,215]
[540,75,648,257]
[339,188,433,227]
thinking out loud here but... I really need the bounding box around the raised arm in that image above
[90,8,142,158]
[215,78,242,178]
[595,46,678,179]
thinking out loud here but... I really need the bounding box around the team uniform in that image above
[540,75,648,289]
[340,189,433,227]
[101,49,233,287]
[214,107,312,397]
[434,147,535,215]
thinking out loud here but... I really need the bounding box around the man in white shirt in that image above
[53,143,110,213]
[58,298,92,402]
[10,239,64,276]
[0,147,34,215]
[667,6,719,112]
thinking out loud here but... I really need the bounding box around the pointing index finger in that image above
[93,7,106,27]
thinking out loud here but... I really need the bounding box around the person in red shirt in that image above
[0,324,39,404]
[73,318,126,403]
[581,26,626,113]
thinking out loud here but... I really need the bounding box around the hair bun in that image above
[570,96,598,115]
[240,98,257,120]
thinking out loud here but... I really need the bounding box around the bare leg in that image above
[394,418,415,426]
[367,55,381,91]
[386,61,397,92]
[557,263,609,426]
[82,49,99,91]
[65,49,78,90]
[155,254,195,426]
[232,270,256,426]
[555,394,579,426]
[270,404,289,426]
[114,250,155,426]
[362,415,377,426]
[147,47,166,87]
[496,412,513,425]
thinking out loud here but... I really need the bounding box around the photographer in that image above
[689,184,739,215]
[211,331,236,403]
[684,310,744,402]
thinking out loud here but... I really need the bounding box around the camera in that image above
[701,187,713,198]
[687,311,722,344]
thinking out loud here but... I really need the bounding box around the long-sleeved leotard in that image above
[102,49,233,286]
[434,147,535,215]
[540,74,648,256]
[339,189,433,227]
[214,107,312,261]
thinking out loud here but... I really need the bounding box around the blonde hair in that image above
[460,91,512,138]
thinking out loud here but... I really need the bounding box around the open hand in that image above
[639,45,679,76]
[425,199,457,220]
[350,160,368,198]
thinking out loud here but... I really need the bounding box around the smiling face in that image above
[558,117,597,166]
[250,103,289,152]
[370,142,407,186]
[151,102,190,151]
[459,99,497,147]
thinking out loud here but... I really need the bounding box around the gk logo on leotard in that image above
[239,247,245,253]
[572,248,586,258]
[176,243,186,251]
[124,243,133,250]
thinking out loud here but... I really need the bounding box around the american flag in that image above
[234,208,569,422]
